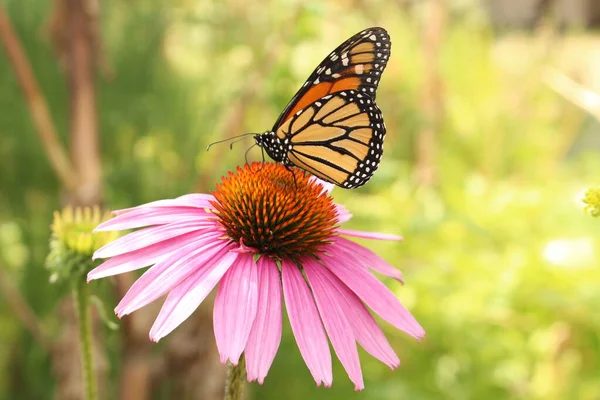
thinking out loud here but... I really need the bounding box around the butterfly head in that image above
[254,131,285,163]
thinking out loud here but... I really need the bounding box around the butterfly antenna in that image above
[228,135,252,150]
[206,132,255,151]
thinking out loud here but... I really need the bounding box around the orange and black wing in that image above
[275,90,385,189]
[272,27,391,131]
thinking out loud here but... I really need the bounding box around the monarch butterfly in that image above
[210,27,391,189]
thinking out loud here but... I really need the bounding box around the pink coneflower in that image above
[90,163,424,390]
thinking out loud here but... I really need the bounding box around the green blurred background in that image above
[1,0,600,399]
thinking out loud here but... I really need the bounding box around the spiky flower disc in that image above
[211,163,338,259]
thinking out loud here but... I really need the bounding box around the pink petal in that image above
[113,194,215,215]
[87,230,221,281]
[281,260,332,387]
[93,220,217,259]
[337,228,403,241]
[335,204,352,224]
[331,237,403,281]
[149,247,237,341]
[94,207,212,232]
[245,257,282,384]
[322,254,425,340]
[214,254,259,365]
[320,265,400,369]
[115,235,226,317]
[342,297,400,369]
[303,258,364,391]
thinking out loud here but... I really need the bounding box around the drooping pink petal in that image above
[337,228,403,241]
[115,234,226,317]
[88,230,222,281]
[339,289,400,369]
[214,254,259,365]
[322,254,425,340]
[94,207,212,232]
[331,237,403,281]
[93,220,217,259]
[149,247,238,341]
[281,260,332,387]
[245,257,282,384]
[335,204,352,224]
[303,258,364,391]
[314,258,399,368]
[113,194,215,215]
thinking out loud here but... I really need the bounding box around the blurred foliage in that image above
[1,0,600,399]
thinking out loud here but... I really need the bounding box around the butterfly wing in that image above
[275,90,385,189]
[272,27,391,131]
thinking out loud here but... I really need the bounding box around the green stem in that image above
[72,279,97,400]
[225,354,246,400]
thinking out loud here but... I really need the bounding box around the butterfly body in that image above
[255,27,391,189]
[254,131,290,166]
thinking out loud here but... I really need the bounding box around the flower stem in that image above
[225,354,246,400]
[72,279,97,400]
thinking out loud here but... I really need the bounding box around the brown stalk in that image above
[0,4,78,192]
[63,0,104,206]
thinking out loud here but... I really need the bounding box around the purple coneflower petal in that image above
[332,237,404,281]
[322,253,425,340]
[282,260,332,387]
[303,258,364,391]
[88,231,221,281]
[149,247,238,341]
[94,207,212,232]
[319,262,400,368]
[93,220,217,259]
[214,254,259,365]
[113,194,215,215]
[115,234,226,317]
[245,257,282,384]
[337,228,403,241]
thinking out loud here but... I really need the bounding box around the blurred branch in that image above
[46,0,113,81]
[415,0,446,186]
[543,68,600,121]
[0,4,78,192]
[63,0,104,206]
[0,263,52,352]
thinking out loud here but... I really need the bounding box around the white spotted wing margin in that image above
[272,27,391,130]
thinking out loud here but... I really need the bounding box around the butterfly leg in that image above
[244,144,256,166]
[283,164,298,189]
[256,147,266,173]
